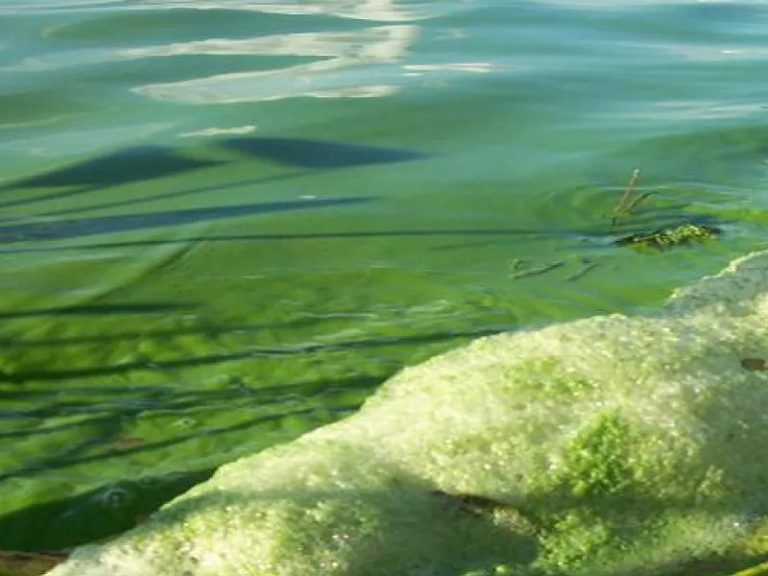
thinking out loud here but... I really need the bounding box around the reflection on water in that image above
[179,125,257,138]
[0,1,123,13]
[118,0,451,104]
[140,0,432,22]
[4,0,492,109]
[130,25,420,103]
[103,0,439,104]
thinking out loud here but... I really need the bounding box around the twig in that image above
[511,260,564,279]
[611,168,641,226]
[566,261,598,282]
[624,190,653,214]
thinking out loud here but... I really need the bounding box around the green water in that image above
[1,0,768,553]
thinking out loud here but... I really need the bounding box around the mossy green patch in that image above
[537,509,617,572]
[558,412,636,498]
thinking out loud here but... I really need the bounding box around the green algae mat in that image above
[30,250,768,576]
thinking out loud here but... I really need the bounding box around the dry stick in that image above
[617,168,641,212]
[566,261,598,282]
[510,260,565,280]
[611,168,641,226]
[624,190,653,214]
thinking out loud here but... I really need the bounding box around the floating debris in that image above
[510,260,564,280]
[607,170,721,251]
[566,258,599,282]
[611,168,652,226]
[615,222,719,251]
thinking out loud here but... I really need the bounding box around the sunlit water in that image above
[1,0,768,553]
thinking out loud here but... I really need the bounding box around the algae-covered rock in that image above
[45,251,768,576]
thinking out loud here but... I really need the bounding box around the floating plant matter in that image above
[611,168,651,226]
[615,222,720,250]
[609,170,720,251]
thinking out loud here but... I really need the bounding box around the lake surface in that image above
[1,0,768,553]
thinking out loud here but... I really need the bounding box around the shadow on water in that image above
[0,325,502,482]
[0,468,216,552]
[0,146,220,190]
[0,303,191,320]
[0,373,381,446]
[0,318,317,348]
[37,171,308,219]
[0,197,374,243]
[0,146,224,211]
[0,349,262,384]
[0,373,378,432]
[26,137,427,219]
[0,371,385,552]
[0,404,325,484]
[0,227,559,255]
[0,137,427,217]
[0,326,506,385]
[221,137,428,168]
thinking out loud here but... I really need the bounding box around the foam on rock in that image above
[46,251,768,576]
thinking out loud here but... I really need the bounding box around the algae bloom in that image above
[46,251,768,576]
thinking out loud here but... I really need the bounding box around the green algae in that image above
[558,412,637,498]
[537,509,617,572]
[40,250,768,576]
[616,222,720,251]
